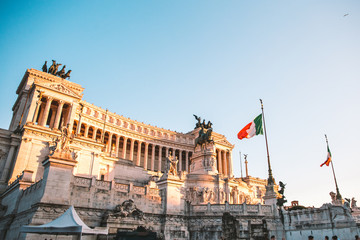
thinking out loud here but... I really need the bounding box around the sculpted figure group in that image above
[185,186,254,205]
[42,60,71,79]
[167,151,178,176]
[49,124,73,156]
[277,181,287,207]
[193,114,214,149]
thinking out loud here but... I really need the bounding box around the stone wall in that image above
[71,176,162,212]
[283,204,360,240]
[188,202,280,240]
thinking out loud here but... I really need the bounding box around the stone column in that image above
[129,138,135,161]
[49,107,57,128]
[158,146,163,172]
[185,151,189,172]
[136,141,142,166]
[151,145,155,171]
[92,128,98,140]
[115,135,120,157]
[84,125,89,138]
[76,113,82,135]
[228,151,233,177]
[172,149,176,161]
[122,137,128,159]
[223,151,228,176]
[108,133,113,153]
[144,143,149,170]
[0,143,17,182]
[32,98,43,123]
[65,103,73,126]
[179,150,183,171]
[37,105,45,124]
[53,100,64,129]
[39,97,52,126]
[218,149,223,174]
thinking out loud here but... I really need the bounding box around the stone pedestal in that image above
[157,175,185,215]
[157,174,188,240]
[263,183,277,206]
[40,150,77,205]
[185,143,222,204]
[189,143,218,175]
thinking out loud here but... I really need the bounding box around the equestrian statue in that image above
[193,114,214,149]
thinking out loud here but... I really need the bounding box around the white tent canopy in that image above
[20,206,108,235]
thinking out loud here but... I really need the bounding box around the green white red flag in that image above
[237,114,263,140]
[320,145,332,167]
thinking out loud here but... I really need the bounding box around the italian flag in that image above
[237,114,263,140]
[320,146,332,167]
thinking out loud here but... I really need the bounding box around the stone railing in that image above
[133,186,146,195]
[73,176,159,197]
[95,179,111,190]
[192,202,274,216]
[73,176,91,187]
[23,179,43,195]
[114,183,129,192]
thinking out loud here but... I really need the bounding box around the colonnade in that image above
[216,149,232,177]
[30,96,232,176]
[33,96,72,129]
[75,121,193,173]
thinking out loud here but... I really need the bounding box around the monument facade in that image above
[0,65,358,239]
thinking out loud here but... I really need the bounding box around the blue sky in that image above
[1,0,359,207]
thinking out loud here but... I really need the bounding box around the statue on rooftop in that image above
[193,114,201,129]
[56,65,66,77]
[42,60,72,79]
[53,63,62,75]
[48,60,56,74]
[42,61,47,72]
[62,70,71,79]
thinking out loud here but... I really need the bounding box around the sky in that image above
[0,0,359,207]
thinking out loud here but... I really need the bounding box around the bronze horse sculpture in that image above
[193,115,214,149]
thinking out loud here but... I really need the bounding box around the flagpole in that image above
[325,134,342,200]
[260,99,275,185]
[239,151,243,179]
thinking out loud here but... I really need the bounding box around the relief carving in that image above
[104,199,144,220]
